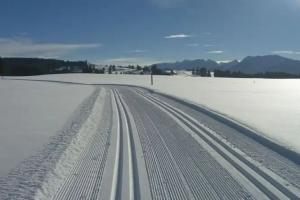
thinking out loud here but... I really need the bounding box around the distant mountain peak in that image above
[232,55,300,74]
[155,55,300,74]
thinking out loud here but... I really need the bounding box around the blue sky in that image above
[1,0,300,65]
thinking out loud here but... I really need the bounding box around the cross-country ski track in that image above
[1,84,300,200]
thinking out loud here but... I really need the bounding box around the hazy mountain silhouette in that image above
[156,59,219,70]
[155,55,300,74]
[231,55,300,74]
[219,60,239,70]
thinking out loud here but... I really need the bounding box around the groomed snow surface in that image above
[9,74,300,153]
[0,75,300,199]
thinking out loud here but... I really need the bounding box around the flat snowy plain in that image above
[9,74,300,153]
[0,79,94,176]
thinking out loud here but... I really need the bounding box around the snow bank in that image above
[0,78,94,177]
[8,74,299,154]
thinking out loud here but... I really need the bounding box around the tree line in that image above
[213,70,300,79]
[0,57,93,76]
[192,68,212,77]
[0,57,175,76]
[191,67,300,78]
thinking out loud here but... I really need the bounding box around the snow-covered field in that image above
[6,74,300,153]
[1,75,300,199]
[0,79,94,176]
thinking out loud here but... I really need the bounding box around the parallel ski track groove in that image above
[114,88,135,200]
[136,89,300,199]
[124,89,231,199]
[145,108,247,200]
[126,88,252,200]
[125,97,203,199]
[115,89,141,199]
[111,89,123,200]
[151,91,300,190]
[109,90,121,200]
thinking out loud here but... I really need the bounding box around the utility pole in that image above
[0,59,3,80]
[0,57,2,79]
[150,66,153,85]
[151,73,153,85]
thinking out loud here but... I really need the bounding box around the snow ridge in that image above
[0,87,100,200]
[50,88,110,199]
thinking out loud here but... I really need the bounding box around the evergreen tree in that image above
[143,66,150,73]
[0,57,3,76]
[196,68,200,76]
[170,69,174,75]
[200,68,207,77]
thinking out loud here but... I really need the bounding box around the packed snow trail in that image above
[1,85,300,199]
[130,88,300,199]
